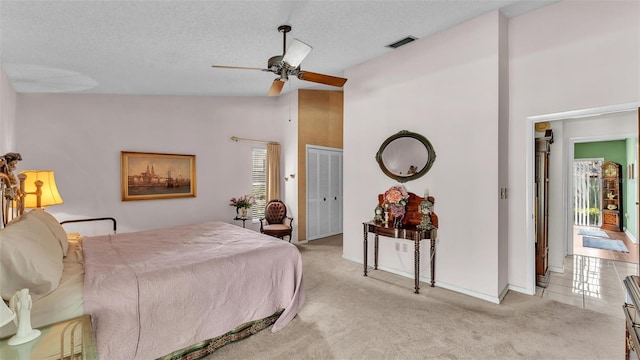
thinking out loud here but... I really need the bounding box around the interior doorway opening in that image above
[526,102,640,296]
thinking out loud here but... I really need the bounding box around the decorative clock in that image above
[601,161,622,232]
[604,162,619,177]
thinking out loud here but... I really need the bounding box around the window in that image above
[252,148,267,220]
[573,159,603,227]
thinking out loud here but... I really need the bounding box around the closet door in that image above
[329,151,343,234]
[307,146,343,240]
[307,150,320,239]
[317,151,331,236]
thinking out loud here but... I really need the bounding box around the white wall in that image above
[0,66,17,153]
[343,0,639,302]
[15,93,292,236]
[278,90,300,242]
[509,1,639,293]
[344,11,503,302]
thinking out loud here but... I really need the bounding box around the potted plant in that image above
[229,194,256,218]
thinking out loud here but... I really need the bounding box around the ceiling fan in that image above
[211,25,348,96]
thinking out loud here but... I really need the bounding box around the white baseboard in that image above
[549,265,564,274]
[343,255,503,304]
[508,283,535,296]
[625,228,637,244]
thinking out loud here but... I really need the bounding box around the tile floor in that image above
[536,255,638,319]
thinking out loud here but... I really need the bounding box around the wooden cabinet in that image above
[601,161,623,232]
[623,276,640,359]
[535,134,552,287]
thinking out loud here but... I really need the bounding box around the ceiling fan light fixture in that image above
[282,39,312,68]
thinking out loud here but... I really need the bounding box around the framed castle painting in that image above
[121,151,196,201]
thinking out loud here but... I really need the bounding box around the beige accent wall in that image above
[297,89,343,241]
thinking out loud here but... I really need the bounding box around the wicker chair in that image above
[259,200,293,242]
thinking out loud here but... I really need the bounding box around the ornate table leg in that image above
[363,224,368,277]
[414,237,420,294]
[430,230,436,287]
[374,234,379,270]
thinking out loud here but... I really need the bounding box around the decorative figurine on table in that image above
[8,288,41,345]
[417,197,435,231]
[374,205,384,222]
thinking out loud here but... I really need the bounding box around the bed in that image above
[0,153,305,359]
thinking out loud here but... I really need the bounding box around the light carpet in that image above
[211,235,623,359]
[583,236,629,252]
[578,228,609,238]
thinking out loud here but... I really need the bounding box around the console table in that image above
[623,275,640,359]
[363,221,437,294]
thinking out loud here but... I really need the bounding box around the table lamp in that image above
[19,170,64,209]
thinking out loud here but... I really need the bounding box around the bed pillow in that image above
[24,209,69,256]
[0,212,64,301]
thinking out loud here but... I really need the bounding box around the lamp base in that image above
[7,329,40,346]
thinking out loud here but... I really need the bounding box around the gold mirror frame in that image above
[375,130,436,183]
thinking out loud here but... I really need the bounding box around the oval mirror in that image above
[375,130,436,183]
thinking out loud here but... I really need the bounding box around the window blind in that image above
[252,148,267,220]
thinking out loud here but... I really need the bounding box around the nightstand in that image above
[0,315,97,359]
[234,216,249,228]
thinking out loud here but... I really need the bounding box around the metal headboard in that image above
[0,152,26,228]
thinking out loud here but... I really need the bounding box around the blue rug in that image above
[578,228,609,238]
[583,237,628,252]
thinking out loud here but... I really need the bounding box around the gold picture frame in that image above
[121,151,196,201]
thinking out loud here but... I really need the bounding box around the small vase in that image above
[240,208,249,218]
[393,215,404,228]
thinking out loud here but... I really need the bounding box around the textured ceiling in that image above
[0,0,556,97]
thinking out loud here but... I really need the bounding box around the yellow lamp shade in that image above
[20,170,64,208]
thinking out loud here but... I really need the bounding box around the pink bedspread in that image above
[82,221,305,360]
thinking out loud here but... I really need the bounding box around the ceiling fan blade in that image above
[297,71,348,87]
[211,65,265,71]
[268,79,285,97]
[282,39,312,68]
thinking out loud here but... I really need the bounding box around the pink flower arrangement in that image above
[389,203,406,218]
[229,194,256,211]
[384,185,409,207]
[384,185,409,224]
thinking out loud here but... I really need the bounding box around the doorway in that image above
[526,102,640,295]
[571,144,638,264]
[306,145,343,240]
[528,104,640,316]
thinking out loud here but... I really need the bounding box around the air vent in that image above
[385,36,418,49]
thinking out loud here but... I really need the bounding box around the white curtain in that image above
[573,159,602,227]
